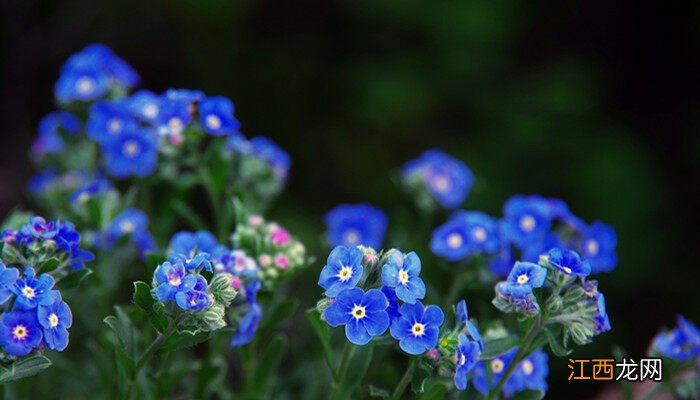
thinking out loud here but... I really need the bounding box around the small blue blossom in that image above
[231,280,262,347]
[389,301,444,355]
[324,203,388,249]
[489,244,515,277]
[652,316,700,361]
[19,216,59,241]
[249,136,291,181]
[102,127,158,178]
[521,232,562,263]
[26,168,59,195]
[86,100,138,145]
[454,333,481,390]
[132,231,157,259]
[510,349,549,392]
[154,261,199,303]
[37,292,73,351]
[126,89,161,123]
[431,211,499,261]
[496,262,547,298]
[0,310,43,356]
[402,149,474,209]
[175,287,211,311]
[54,44,139,103]
[30,112,81,156]
[380,286,401,321]
[580,221,617,273]
[54,221,94,270]
[69,178,113,205]
[218,250,258,277]
[318,246,364,297]
[324,288,390,345]
[105,208,149,244]
[501,195,552,248]
[546,248,591,278]
[198,96,240,135]
[10,268,56,310]
[593,293,611,334]
[0,263,19,304]
[455,300,484,351]
[472,348,519,394]
[168,230,220,259]
[381,251,426,304]
[169,253,213,273]
[155,89,202,139]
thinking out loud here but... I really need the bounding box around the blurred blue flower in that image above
[431,211,499,261]
[580,221,617,273]
[546,248,591,278]
[55,221,94,270]
[126,89,161,123]
[454,333,481,390]
[30,111,81,156]
[652,316,700,361]
[37,292,73,351]
[496,261,547,298]
[389,301,444,355]
[26,168,59,195]
[0,310,43,356]
[401,149,474,209]
[69,178,113,205]
[249,136,291,181]
[86,100,138,145]
[318,246,364,297]
[510,349,549,392]
[105,208,149,244]
[10,268,56,310]
[521,232,562,263]
[54,43,139,103]
[199,96,240,135]
[381,251,425,304]
[231,280,262,347]
[0,263,19,304]
[501,195,552,248]
[472,348,518,394]
[102,127,158,178]
[324,203,387,249]
[168,230,220,259]
[324,287,390,345]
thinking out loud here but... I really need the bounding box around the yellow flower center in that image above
[491,359,505,374]
[519,215,536,232]
[143,103,158,119]
[398,269,409,285]
[120,220,135,233]
[351,305,366,320]
[472,227,487,243]
[12,325,28,341]
[447,233,463,249]
[49,313,59,328]
[22,286,35,299]
[122,141,140,158]
[206,114,222,130]
[522,360,534,375]
[411,323,425,337]
[517,274,529,285]
[75,76,94,94]
[338,266,353,282]
[168,117,183,132]
[168,276,182,286]
[107,117,123,134]
[586,240,599,256]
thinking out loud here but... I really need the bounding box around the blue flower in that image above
[402,149,474,209]
[389,301,444,355]
[593,293,611,334]
[511,349,549,392]
[318,246,364,297]
[0,310,43,356]
[324,288,390,345]
[521,232,562,263]
[217,250,258,277]
[0,263,19,304]
[546,248,591,278]
[381,251,426,304]
[169,253,213,273]
[231,280,262,347]
[26,168,59,195]
[20,216,59,241]
[105,208,149,244]
[454,333,481,390]
[102,127,158,178]
[472,348,518,394]
[86,100,138,145]
[455,300,484,351]
[381,286,401,321]
[168,230,220,259]
[69,179,113,205]
[37,293,72,351]
[431,211,499,261]
[10,268,56,310]
[155,89,201,139]
[132,231,157,259]
[154,261,199,303]
[54,44,139,103]
[489,244,515,277]
[198,96,240,135]
[54,221,94,270]
[324,204,388,249]
[126,89,161,123]
[501,195,552,248]
[30,112,81,155]
[175,287,211,311]
[545,198,586,231]
[652,316,700,361]
[496,262,547,298]
[580,221,617,273]
[249,136,291,181]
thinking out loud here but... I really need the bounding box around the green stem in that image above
[330,342,354,400]
[124,321,178,399]
[486,315,542,400]
[389,357,418,400]
[444,269,469,308]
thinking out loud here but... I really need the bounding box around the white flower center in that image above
[168,276,182,286]
[107,118,123,134]
[519,215,536,232]
[75,76,95,94]
[522,360,534,375]
[562,266,572,274]
[351,305,366,320]
[338,266,353,282]
[12,325,28,341]
[447,232,463,249]
[22,286,35,299]
[517,274,529,285]
[143,103,158,119]
[205,114,221,130]
[431,174,451,193]
[122,140,141,158]
[77,192,90,204]
[168,117,183,133]
[491,359,505,374]
[120,220,135,233]
[49,313,59,328]
[411,322,425,337]
[586,240,599,256]
[398,269,409,285]
[343,229,360,246]
[459,353,466,365]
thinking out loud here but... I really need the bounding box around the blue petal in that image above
[363,311,390,336]
[345,319,372,345]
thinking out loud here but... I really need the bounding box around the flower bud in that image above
[569,322,593,345]
[546,295,563,314]
[209,273,238,305]
[200,302,227,331]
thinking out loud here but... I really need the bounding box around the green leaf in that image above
[511,389,545,400]
[419,381,449,400]
[258,298,299,339]
[306,309,336,378]
[157,330,211,354]
[170,199,208,231]
[251,335,289,395]
[38,257,61,274]
[0,355,52,383]
[103,306,137,358]
[411,364,431,393]
[545,327,571,357]
[132,281,169,332]
[55,268,93,291]
[482,336,520,359]
[368,385,390,398]
[338,345,374,400]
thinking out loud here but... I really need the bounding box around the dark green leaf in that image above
[411,364,431,393]
[545,327,571,357]
[157,331,211,354]
[419,381,449,400]
[258,298,299,339]
[251,335,289,395]
[55,268,93,291]
[38,258,61,274]
[0,355,52,383]
[306,309,336,378]
[132,281,169,332]
[511,389,545,400]
[368,385,390,398]
[482,337,520,359]
[338,345,374,400]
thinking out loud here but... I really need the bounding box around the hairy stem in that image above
[389,357,418,400]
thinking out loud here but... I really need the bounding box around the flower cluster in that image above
[401,149,474,210]
[471,348,549,395]
[431,194,618,275]
[651,316,700,362]
[324,203,388,249]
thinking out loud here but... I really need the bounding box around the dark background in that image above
[1,1,699,398]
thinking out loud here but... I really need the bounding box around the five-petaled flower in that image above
[381,250,426,304]
[580,221,618,274]
[102,127,158,178]
[154,261,200,303]
[318,246,364,297]
[390,300,444,355]
[324,287,390,345]
[496,261,547,298]
[546,248,591,278]
[198,96,240,135]
[324,204,388,249]
[37,292,73,351]
[454,333,481,390]
[0,310,44,357]
[10,268,56,310]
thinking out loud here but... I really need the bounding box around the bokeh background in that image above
[1,1,699,398]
